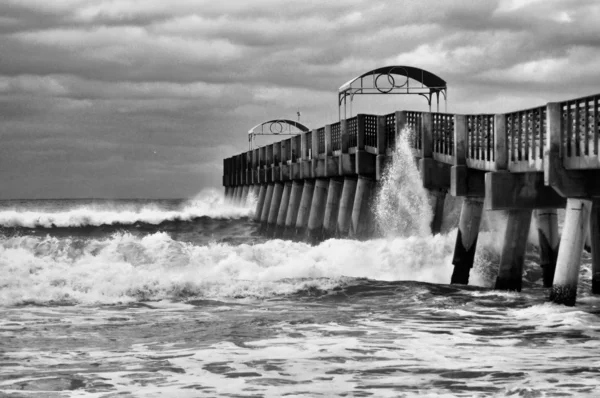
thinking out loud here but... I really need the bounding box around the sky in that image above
[1,0,600,199]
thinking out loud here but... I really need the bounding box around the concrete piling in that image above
[241,185,250,206]
[254,184,267,222]
[590,200,600,294]
[284,180,304,238]
[429,189,446,235]
[337,177,358,237]
[535,209,560,288]
[495,209,533,291]
[266,182,284,235]
[351,176,375,239]
[550,199,592,305]
[307,179,329,243]
[322,178,344,240]
[450,197,484,285]
[275,181,292,238]
[260,183,275,228]
[295,180,315,237]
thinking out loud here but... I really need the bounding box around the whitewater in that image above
[2,137,600,396]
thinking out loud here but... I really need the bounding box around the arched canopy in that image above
[248,119,309,135]
[338,65,448,119]
[248,119,310,149]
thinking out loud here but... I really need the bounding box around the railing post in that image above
[376,116,386,155]
[300,132,309,161]
[266,144,274,166]
[494,114,507,170]
[356,114,365,150]
[291,135,299,162]
[273,142,281,165]
[421,112,433,158]
[454,115,467,166]
[341,119,349,153]
[311,129,319,159]
[325,124,332,156]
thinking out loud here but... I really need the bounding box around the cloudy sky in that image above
[1,0,599,199]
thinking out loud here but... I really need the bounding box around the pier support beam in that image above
[284,180,304,238]
[322,178,344,240]
[241,185,250,206]
[351,176,375,239]
[535,209,560,288]
[307,179,329,243]
[337,177,358,237]
[295,180,315,237]
[550,199,592,306]
[254,184,267,222]
[495,209,533,291]
[450,197,484,285]
[429,189,446,235]
[260,183,275,228]
[266,182,284,235]
[591,200,600,294]
[275,182,292,238]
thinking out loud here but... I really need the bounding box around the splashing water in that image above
[374,127,433,237]
[0,188,253,228]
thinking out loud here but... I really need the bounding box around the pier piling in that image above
[295,180,315,238]
[307,179,329,243]
[337,177,358,237]
[275,181,292,238]
[550,199,592,306]
[535,209,560,287]
[495,209,533,291]
[322,178,344,240]
[266,182,284,235]
[351,176,375,239]
[451,197,483,285]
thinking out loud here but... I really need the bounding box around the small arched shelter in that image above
[338,65,447,120]
[248,119,310,149]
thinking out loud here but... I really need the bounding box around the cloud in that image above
[1,0,600,198]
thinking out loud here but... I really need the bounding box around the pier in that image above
[222,65,600,306]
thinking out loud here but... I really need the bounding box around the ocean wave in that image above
[0,189,253,229]
[0,230,468,306]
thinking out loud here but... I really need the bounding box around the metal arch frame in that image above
[338,65,448,120]
[248,119,310,149]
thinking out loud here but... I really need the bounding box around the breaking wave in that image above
[0,189,252,229]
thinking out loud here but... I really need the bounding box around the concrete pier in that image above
[451,197,483,285]
[223,89,600,305]
[337,177,358,237]
[322,178,344,240]
[429,189,446,235]
[307,179,329,243]
[535,209,560,287]
[591,200,600,294]
[254,184,267,222]
[266,182,284,235]
[284,180,304,238]
[351,176,375,239]
[495,209,533,291]
[550,199,592,306]
[275,181,292,237]
[260,183,275,228]
[295,180,315,237]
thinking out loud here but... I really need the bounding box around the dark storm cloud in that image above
[1,0,600,198]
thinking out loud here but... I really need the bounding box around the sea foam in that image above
[0,189,252,228]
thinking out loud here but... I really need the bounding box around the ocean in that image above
[2,174,600,396]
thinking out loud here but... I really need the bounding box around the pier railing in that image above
[465,114,495,171]
[431,112,455,164]
[560,93,600,169]
[222,91,600,187]
[506,105,546,172]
